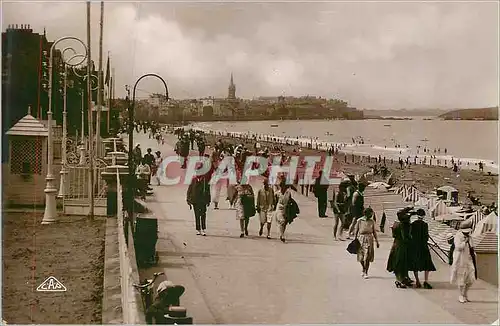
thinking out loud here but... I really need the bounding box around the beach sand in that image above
[203,134,498,205]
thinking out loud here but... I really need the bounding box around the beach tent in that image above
[426,194,440,211]
[430,200,449,219]
[437,186,459,203]
[472,212,498,237]
[404,185,422,202]
[394,184,407,195]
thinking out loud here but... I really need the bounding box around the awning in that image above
[437,185,458,193]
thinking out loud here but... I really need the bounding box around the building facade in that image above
[2,24,104,161]
[2,24,62,162]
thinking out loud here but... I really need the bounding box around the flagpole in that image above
[107,51,111,133]
[86,0,94,220]
[96,0,104,156]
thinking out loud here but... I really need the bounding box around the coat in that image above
[313,176,328,198]
[386,220,411,275]
[186,178,211,206]
[256,187,275,212]
[409,219,436,272]
[450,232,476,286]
[274,189,291,225]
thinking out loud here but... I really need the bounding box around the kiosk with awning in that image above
[436,185,459,204]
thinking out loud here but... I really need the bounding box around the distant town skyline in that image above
[2,1,498,109]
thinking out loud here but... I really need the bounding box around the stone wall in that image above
[101,170,145,324]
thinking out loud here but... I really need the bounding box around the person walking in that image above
[225,154,238,209]
[274,178,293,243]
[197,137,206,156]
[313,170,329,218]
[152,151,162,186]
[143,148,155,185]
[133,143,142,167]
[344,175,357,232]
[209,149,223,209]
[451,219,477,303]
[354,207,380,279]
[135,158,151,200]
[332,181,349,240]
[409,211,436,289]
[180,135,190,169]
[387,207,413,288]
[256,179,275,239]
[186,173,211,236]
[233,182,255,238]
[348,183,366,238]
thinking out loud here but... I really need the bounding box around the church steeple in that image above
[228,72,236,100]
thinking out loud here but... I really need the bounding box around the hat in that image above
[156,280,185,297]
[415,208,426,217]
[459,218,473,232]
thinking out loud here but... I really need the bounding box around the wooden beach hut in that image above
[436,185,459,204]
[473,231,498,286]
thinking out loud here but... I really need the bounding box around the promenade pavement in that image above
[128,131,498,324]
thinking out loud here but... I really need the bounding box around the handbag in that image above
[347,238,360,254]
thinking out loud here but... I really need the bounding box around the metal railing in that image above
[427,235,448,264]
[65,160,108,201]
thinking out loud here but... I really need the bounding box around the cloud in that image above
[2,1,498,109]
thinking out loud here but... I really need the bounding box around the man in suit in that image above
[314,170,329,218]
[187,173,211,236]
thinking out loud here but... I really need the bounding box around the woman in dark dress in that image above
[410,214,436,289]
[387,208,413,288]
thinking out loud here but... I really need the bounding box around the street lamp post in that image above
[127,74,169,230]
[41,36,88,225]
[71,58,98,165]
[57,61,69,198]
[80,90,86,164]
[57,46,78,199]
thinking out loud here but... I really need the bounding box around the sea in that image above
[191,117,499,171]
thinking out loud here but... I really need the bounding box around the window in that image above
[10,138,43,175]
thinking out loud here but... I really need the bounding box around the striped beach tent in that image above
[472,212,497,237]
[404,185,422,203]
[426,194,440,211]
[394,184,407,195]
[430,200,449,219]
[400,184,411,199]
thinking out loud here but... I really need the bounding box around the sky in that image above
[2,0,499,109]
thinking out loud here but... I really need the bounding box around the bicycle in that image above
[133,272,165,313]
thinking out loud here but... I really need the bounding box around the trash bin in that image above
[134,217,158,267]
